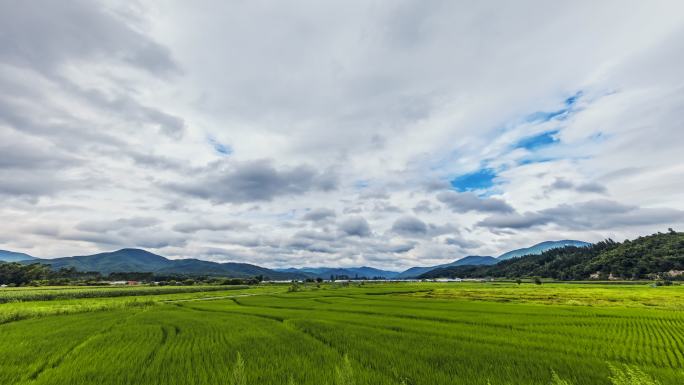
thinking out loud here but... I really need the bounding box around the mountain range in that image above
[419,231,682,280]
[17,249,307,280]
[1,240,589,279]
[497,240,590,260]
[0,250,37,262]
[276,266,401,279]
[394,240,590,278]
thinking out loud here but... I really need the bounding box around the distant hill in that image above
[0,250,36,262]
[420,231,683,280]
[277,266,399,279]
[395,256,497,279]
[497,240,590,260]
[26,248,304,280]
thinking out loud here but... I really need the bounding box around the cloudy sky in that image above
[1,0,683,269]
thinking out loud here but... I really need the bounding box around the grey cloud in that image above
[576,182,607,194]
[424,180,452,192]
[342,207,363,214]
[477,212,549,230]
[427,223,459,237]
[373,202,404,213]
[375,242,416,254]
[0,0,185,170]
[339,216,371,237]
[478,200,684,230]
[293,230,337,242]
[60,228,186,249]
[413,200,437,214]
[126,151,189,171]
[21,224,62,238]
[548,178,607,194]
[302,208,336,222]
[0,141,80,170]
[0,0,178,76]
[168,159,338,204]
[359,189,390,200]
[550,178,574,190]
[391,216,427,236]
[437,191,514,213]
[70,86,186,139]
[0,132,85,198]
[445,237,482,249]
[0,169,82,198]
[76,217,160,233]
[285,237,336,254]
[172,220,250,234]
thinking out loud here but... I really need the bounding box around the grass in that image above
[0,284,248,303]
[0,282,682,384]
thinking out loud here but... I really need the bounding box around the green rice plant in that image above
[550,370,572,385]
[232,352,246,385]
[334,354,355,385]
[1,282,683,385]
[608,364,661,385]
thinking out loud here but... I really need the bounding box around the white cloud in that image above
[1,0,683,269]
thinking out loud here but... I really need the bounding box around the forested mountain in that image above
[394,256,496,278]
[24,249,305,280]
[420,231,683,280]
[497,240,590,260]
[395,241,588,279]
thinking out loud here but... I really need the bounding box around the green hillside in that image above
[25,249,303,280]
[0,250,36,262]
[496,240,590,260]
[420,230,684,280]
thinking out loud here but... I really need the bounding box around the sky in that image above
[1,0,683,270]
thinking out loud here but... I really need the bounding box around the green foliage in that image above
[0,263,52,285]
[288,281,301,292]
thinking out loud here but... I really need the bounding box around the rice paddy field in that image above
[1,282,683,385]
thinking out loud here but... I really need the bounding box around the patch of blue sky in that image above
[564,91,582,106]
[450,168,497,191]
[515,130,559,151]
[208,137,233,156]
[518,157,555,166]
[523,90,582,123]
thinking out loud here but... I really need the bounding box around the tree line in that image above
[0,262,265,286]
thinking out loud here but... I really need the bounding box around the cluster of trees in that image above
[421,230,684,280]
[0,263,104,286]
[0,262,267,286]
